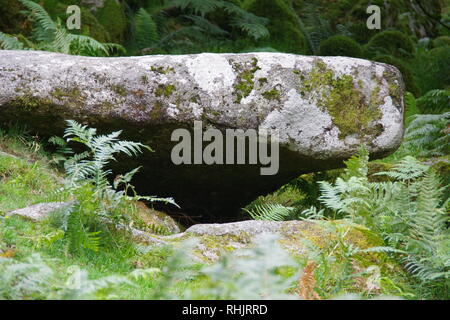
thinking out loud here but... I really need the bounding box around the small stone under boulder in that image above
[6,201,181,238]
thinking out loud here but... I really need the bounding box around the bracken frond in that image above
[298,260,321,300]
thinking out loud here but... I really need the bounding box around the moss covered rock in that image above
[35,0,113,43]
[7,202,72,222]
[318,35,363,58]
[131,201,181,235]
[372,55,420,97]
[150,220,403,270]
[0,50,404,222]
[142,219,412,297]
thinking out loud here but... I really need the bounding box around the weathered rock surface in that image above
[149,220,386,263]
[186,220,289,236]
[7,202,72,221]
[7,201,180,243]
[0,50,405,222]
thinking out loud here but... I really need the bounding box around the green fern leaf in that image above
[0,32,25,50]
[135,8,159,51]
[243,203,295,221]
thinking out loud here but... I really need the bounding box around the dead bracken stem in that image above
[299,260,321,300]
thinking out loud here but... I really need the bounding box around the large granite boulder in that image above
[0,50,404,222]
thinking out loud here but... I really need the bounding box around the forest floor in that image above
[0,124,448,300]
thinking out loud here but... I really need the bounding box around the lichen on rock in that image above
[298,59,382,139]
[0,50,405,221]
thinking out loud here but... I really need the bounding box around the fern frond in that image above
[0,32,25,50]
[132,195,179,208]
[67,34,125,56]
[318,180,345,212]
[404,112,449,157]
[146,223,172,236]
[343,147,369,179]
[12,0,124,56]
[19,0,56,31]
[62,120,176,216]
[243,203,295,221]
[360,246,406,254]
[404,91,418,118]
[64,120,97,144]
[416,89,450,114]
[292,1,333,54]
[375,156,429,181]
[318,176,370,217]
[300,206,325,220]
[135,8,159,50]
[0,253,54,299]
[222,1,269,40]
[230,19,269,40]
[51,26,71,54]
[185,15,229,36]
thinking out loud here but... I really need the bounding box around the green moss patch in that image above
[50,87,87,106]
[8,95,52,110]
[233,57,261,103]
[262,88,281,101]
[374,55,419,97]
[258,77,268,85]
[299,60,383,139]
[150,66,175,74]
[110,85,128,97]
